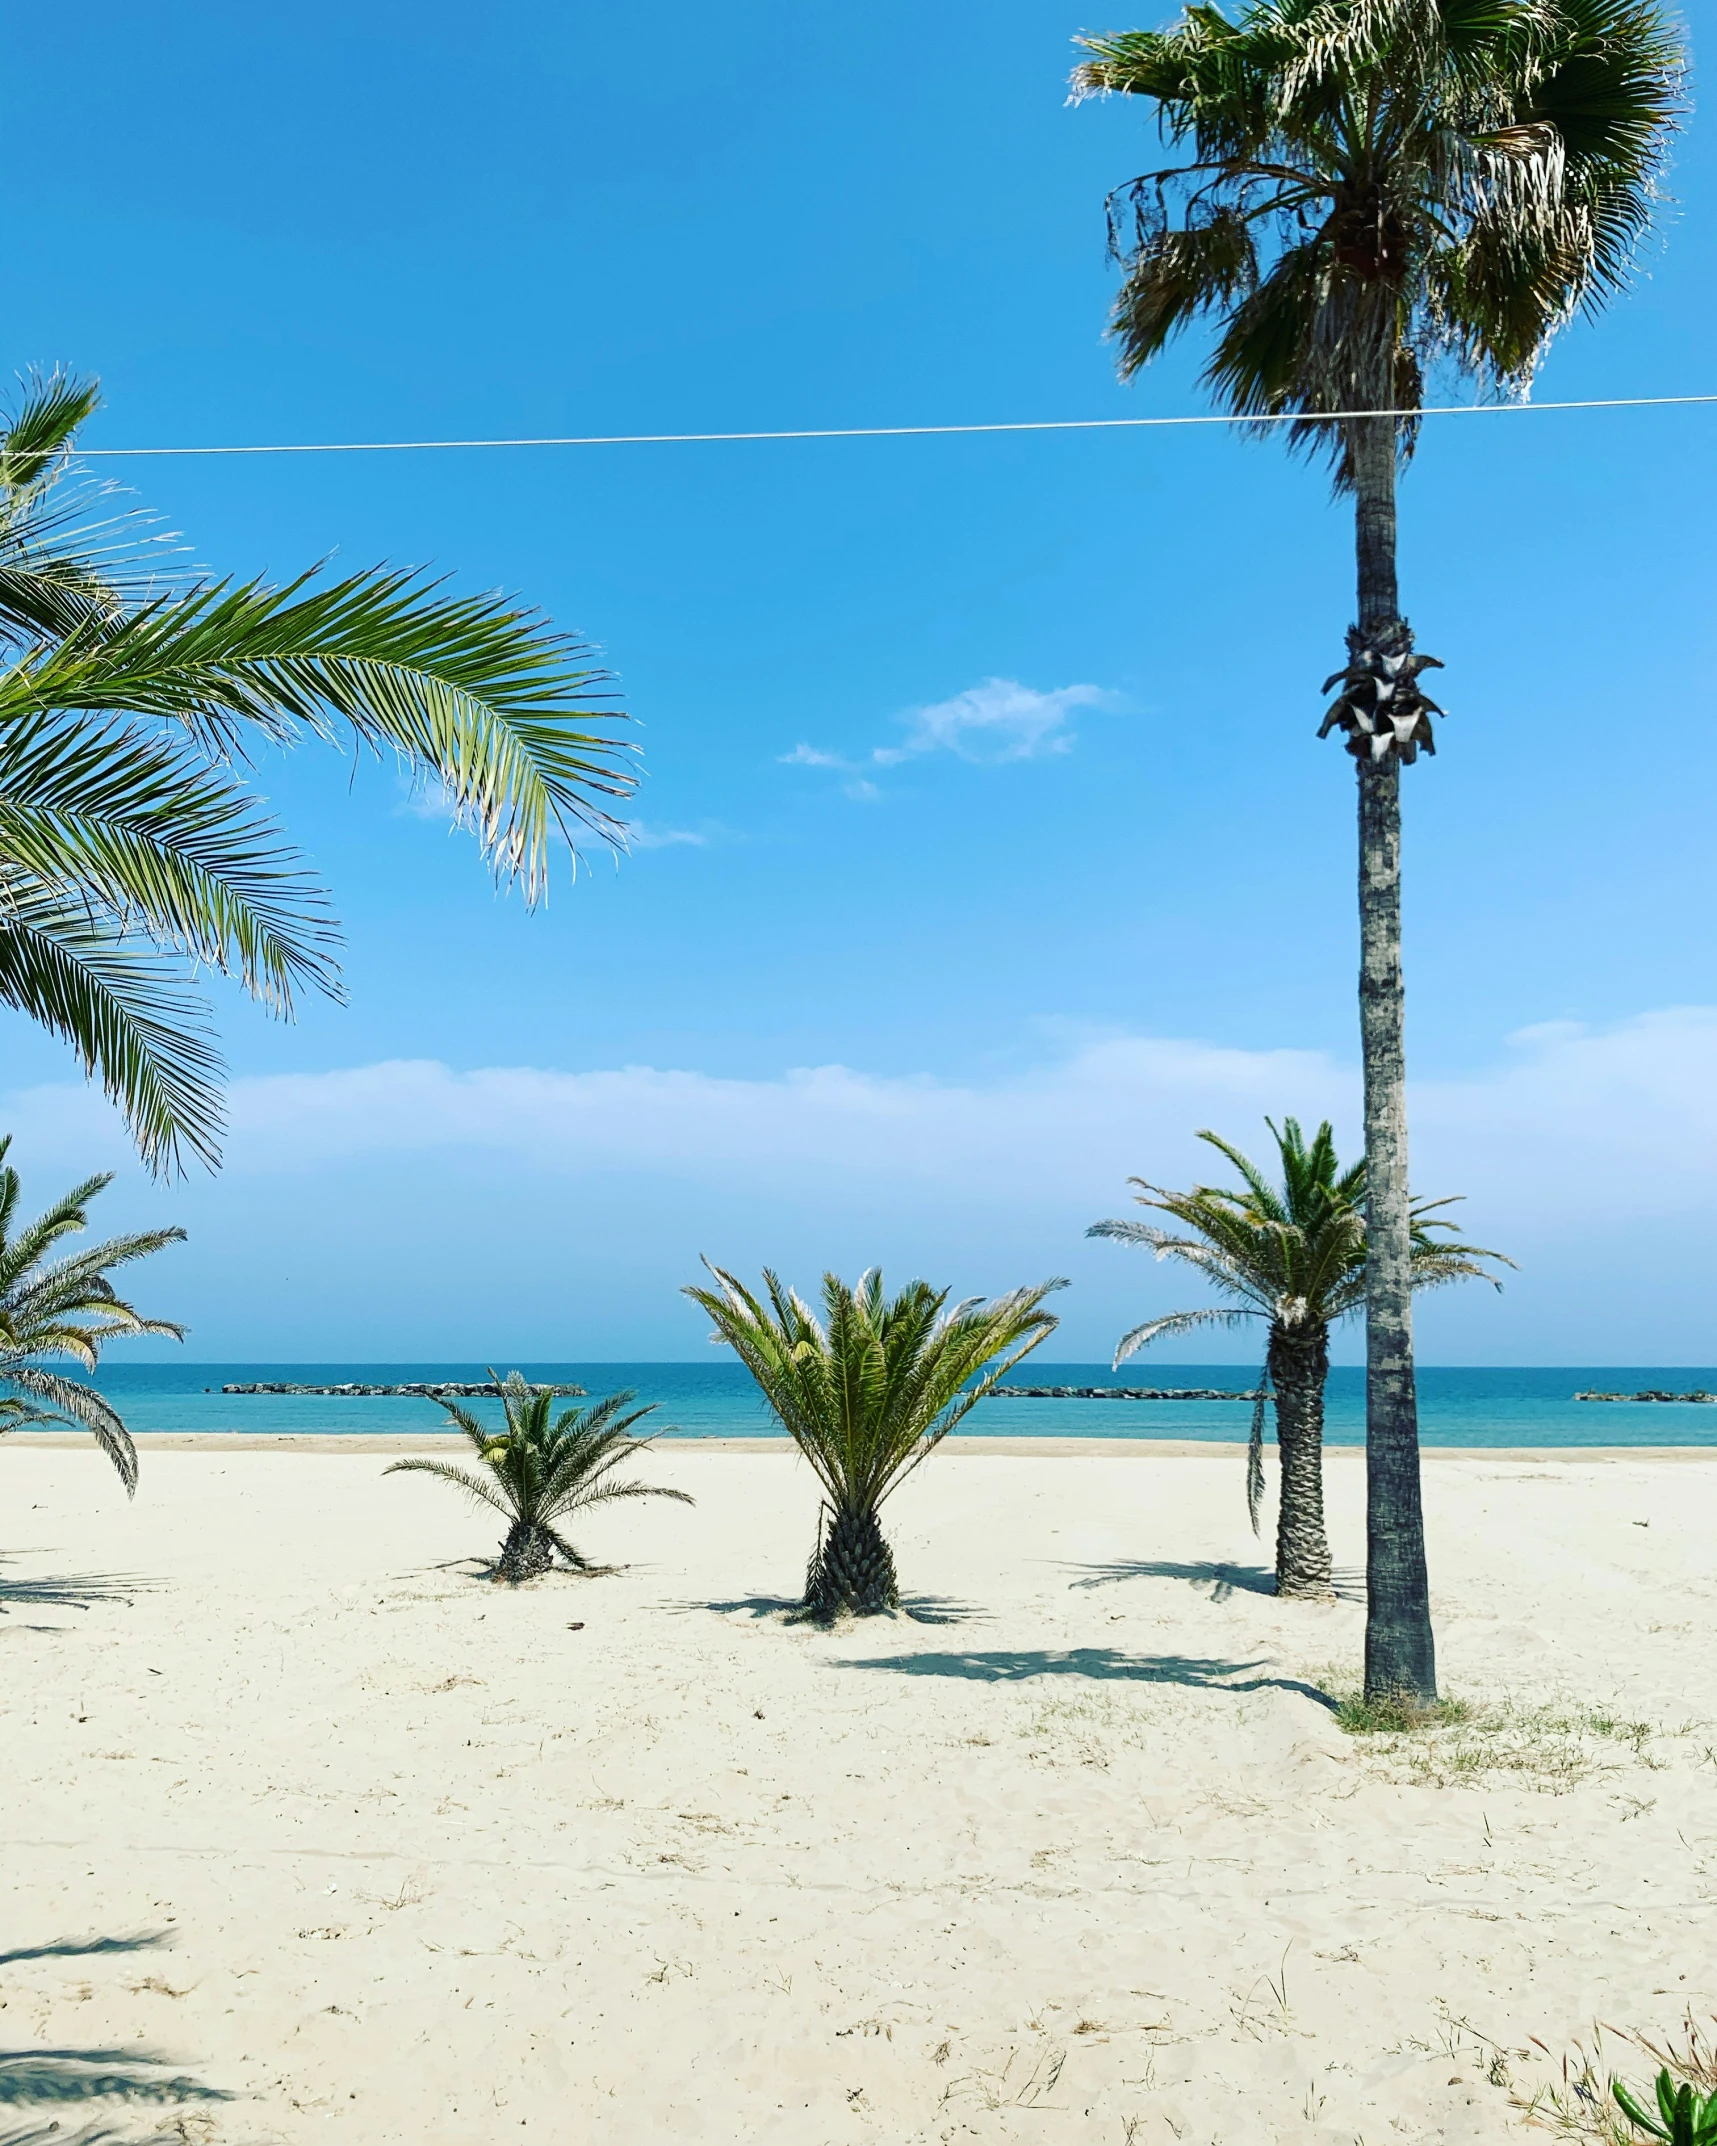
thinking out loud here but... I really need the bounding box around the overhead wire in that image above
[59,391,1717,459]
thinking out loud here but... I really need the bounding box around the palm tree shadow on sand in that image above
[1062,1557,1364,1605]
[2,2128,172,2146]
[0,2048,231,2108]
[0,1935,169,1970]
[0,1559,158,1617]
[842,1646,1338,1709]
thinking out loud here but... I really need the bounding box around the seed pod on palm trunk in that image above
[1319,622,1445,764]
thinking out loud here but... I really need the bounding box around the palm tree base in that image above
[803,1507,899,1620]
[1275,1576,1337,1603]
[494,1520,557,1584]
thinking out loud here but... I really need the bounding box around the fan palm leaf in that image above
[685,1262,1064,1618]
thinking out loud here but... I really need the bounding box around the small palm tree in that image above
[685,1264,1064,1619]
[1073,0,1679,1697]
[1090,1119,1507,1597]
[386,1374,692,1584]
[0,1134,186,1493]
[0,372,636,1174]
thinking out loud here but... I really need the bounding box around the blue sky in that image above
[5,0,1715,1362]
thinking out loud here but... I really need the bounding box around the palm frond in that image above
[1077,0,1681,473]
[390,1375,692,1570]
[1112,1304,1258,1367]
[1,1364,138,1494]
[26,571,637,901]
[1093,1116,1508,1371]
[0,710,342,1014]
[688,1261,1063,1519]
[0,875,225,1174]
[383,1457,514,1518]
[0,372,101,497]
[0,380,642,1173]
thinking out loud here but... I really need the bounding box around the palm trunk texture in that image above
[1351,415,1437,1703]
[1268,1324,1334,1598]
[804,1504,900,1619]
[495,1519,556,1584]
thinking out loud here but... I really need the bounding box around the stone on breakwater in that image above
[216,1381,588,1398]
[1574,1389,1715,1404]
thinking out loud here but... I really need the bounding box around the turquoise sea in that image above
[68,1363,1717,1446]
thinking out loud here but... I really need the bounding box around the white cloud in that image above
[779,744,854,771]
[876,678,1116,765]
[9,1008,1716,1357]
[394,774,456,822]
[623,819,712,850]
[784,677,1118,794]
[13,1009,1715,1213]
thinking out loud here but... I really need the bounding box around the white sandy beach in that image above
[3,1440,1715,2144]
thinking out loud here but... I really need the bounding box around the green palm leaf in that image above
[1089,1119,1509,1570]
[0,1134,183,1494]
[0,376,639,1174]
[1074,0,1682,479]
[685,1261,1064,1617]
[387,1373,691,1583]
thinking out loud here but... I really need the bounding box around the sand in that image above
[2,1440,1714,2144]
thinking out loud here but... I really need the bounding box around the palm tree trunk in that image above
[495,1518,556,1583]
[1350,414,1437,1703]
[804,1503,900,1619]
[1268,1323,1334,1599]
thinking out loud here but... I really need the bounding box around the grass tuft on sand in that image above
[1321,1680,1678,1791]
[1515,2015,1717,2142]
[1335,1689,1473,1733]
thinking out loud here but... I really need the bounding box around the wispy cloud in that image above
[878,678,1115,764]
[624,819,713,850]
[783,677,1117,797]
[779,744,854,771]
[394,774,456,822]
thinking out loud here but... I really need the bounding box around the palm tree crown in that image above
[686,1264,1064,1616]
[1072,0,1682,476]
[0,372,638,1173]
[386,1374,692,1584]
[1090,1117,1508,1567]
[0,1134,186,1492]
[1090,1117,1505,1366]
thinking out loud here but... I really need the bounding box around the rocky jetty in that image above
[991,1385,1261,1402]
[1574,1389,1715,1404]
[215,1381,587,1398]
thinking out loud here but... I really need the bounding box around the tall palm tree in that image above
[685,1264,1064,1618]
[0,1133,185,1493]
[387,1374,693,1584]
[1090,1118,1507,1597]
[1073,0,1679,1697]
[0,372,636,1174]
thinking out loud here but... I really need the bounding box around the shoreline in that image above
[8,1429,1717,1459]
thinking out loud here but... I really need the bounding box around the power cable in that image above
[60,391,1717,459]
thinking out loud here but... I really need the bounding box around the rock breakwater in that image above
[991,1385,1261,1402]
[215,1381,588,1398]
